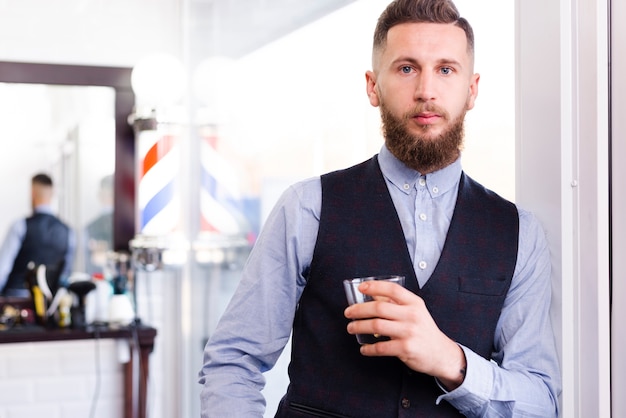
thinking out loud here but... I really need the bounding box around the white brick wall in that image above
[0,339,127,418]
[0,269,181,418]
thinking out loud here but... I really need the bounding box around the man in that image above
[0,173,75,297]
[84,174,114,275]
[198,0,561,416]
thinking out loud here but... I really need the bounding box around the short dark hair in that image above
[373,0,474,59]
[32,173,53,187]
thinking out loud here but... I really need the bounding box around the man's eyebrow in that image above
[436,58,463,68]
[391,56,464,69]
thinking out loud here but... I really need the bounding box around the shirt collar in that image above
[34,204,54,215]
[378,145,462,198]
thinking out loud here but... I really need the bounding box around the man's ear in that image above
[365,70,379,107]
[466,73,480,110]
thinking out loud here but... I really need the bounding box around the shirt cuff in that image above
[435,345,494,412]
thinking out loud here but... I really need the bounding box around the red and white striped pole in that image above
[136,128,182,236]
[198,126,242,236]
[193,124,250,265]
[129,54,188,270]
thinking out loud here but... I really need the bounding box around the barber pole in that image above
[199,127,242,236]
[136,128,182,236]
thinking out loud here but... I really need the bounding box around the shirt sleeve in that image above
[436,209,561,417]
[0,219,26,291]
[63,227,76,280]
[198,178,321,418]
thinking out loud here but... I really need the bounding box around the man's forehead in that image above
[379,22,472,66]
[386,22,468,47]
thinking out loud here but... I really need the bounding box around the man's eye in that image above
[440,67,452,75]
[401,66,412,74]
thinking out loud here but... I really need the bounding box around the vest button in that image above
[401,398,411,409]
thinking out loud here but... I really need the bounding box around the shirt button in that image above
[418,178,426,186]
[403,183,410,190]
[432,186,439,194]
[419,213,427,221]
[401,398,411,409]
[418,261,427,270]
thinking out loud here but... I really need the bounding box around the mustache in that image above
[405,103,450,120]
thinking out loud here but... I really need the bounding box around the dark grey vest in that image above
[4,213,69,294]
[275,156,518,418]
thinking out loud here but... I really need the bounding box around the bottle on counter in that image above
[58,292,73,328]
[108,275,134,326]
[92,273,112,324]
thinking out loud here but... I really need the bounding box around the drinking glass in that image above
[343,275,405,344]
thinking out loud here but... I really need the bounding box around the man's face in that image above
[366,22,479,173]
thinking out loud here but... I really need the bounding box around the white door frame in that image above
[516,0,611,416]
[610,0,626,416]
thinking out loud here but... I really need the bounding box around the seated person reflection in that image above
[84,174,114,275]
[0,173,75,297]
[198,0,561,417]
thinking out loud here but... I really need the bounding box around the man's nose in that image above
[414,71,436,102]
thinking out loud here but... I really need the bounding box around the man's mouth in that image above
[413,113,440,125]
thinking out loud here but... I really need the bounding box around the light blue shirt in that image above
[199,146,561,417]
[0,205,76,295]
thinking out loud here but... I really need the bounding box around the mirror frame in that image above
[0,61,136,252]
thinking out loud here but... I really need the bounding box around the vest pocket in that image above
[287,402,351,418]
[457,276,509,296]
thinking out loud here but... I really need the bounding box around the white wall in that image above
[0,339,125,418]
[0,0,182,68]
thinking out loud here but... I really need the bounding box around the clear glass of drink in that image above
[343,275,405,344]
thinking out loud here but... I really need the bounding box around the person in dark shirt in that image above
[0,173,75,297]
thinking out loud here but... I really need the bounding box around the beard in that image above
[381,101,466,173]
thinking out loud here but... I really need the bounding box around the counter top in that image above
[0,322,157,344]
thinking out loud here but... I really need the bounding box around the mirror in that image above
[0,82,115,274]
[0,62,135,275]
